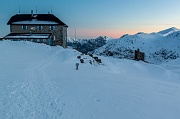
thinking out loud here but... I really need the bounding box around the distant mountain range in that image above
[67,36,112,54]
[67,27,180,64]
[94,27,180,64]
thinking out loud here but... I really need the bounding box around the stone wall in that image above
[10,25,67,47]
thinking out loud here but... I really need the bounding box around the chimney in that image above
[31,10,33,17]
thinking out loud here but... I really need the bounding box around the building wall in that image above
[10,25,67,47]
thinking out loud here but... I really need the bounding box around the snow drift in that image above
[0,40,180,119]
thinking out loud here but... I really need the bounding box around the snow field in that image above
[1,41,180,119]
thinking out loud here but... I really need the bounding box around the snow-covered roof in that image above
[12,20,59,25]
[7,14,68,27]
[4,33,51,39]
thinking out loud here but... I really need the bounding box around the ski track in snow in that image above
[2,50,65,119]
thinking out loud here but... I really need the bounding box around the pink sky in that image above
[68,25,180,39]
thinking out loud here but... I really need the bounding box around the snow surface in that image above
[1,41,180,119]
[5,34,50,39]
[12,20,59,25]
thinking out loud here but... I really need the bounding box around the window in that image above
[38,26,43,30]
[22,25,28,30]
[50,25,55,30]
[43,39,46,43]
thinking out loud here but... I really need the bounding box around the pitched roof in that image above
[7,14,68,27]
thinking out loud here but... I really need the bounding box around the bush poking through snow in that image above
[89,54,93,57]
[80,59,84,63]
[93,56,102,64]
[77,56,81,59]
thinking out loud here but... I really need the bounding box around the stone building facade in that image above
[4,11,68,48]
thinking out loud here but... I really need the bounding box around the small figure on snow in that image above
[89,60,92,65]
[76,63,79,70]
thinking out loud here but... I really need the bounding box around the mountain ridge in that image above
[94,27,180,64]
[158,27,180,36]
[67,36,113,54]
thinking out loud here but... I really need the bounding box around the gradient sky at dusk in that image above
[0,0,180,39]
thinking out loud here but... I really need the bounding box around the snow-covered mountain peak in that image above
[158,27,180,36]
[94,27,180,64]
[119,32,162,42]
[134,32,163,40]
[166,30,180,39]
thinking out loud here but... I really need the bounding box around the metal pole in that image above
[74,27,76,40]
[36,6,37,14]
[19,5,21,14]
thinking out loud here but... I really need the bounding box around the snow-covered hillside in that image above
[1,41,180,119]
[94,27,180,64]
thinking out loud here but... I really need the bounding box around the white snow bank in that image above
[0,41,180,119]
[12,20,59,25]
[161,58,180,74]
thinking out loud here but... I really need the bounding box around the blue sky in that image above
[0,0,180,39]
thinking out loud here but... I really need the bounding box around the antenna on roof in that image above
[51,5,53,14]
[19,5,21,14]
[36,6,37,14]
[31,10,33,17]
[74,28,76,41]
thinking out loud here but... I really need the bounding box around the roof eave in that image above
[8,23,68,27]
[64,25,68,27]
